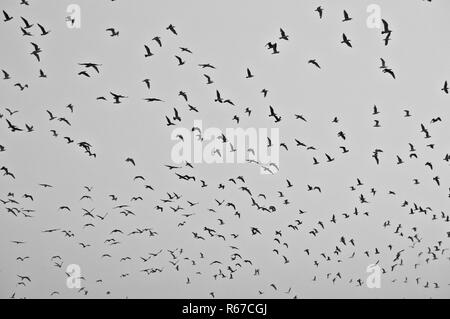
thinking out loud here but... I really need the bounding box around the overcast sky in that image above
[0,0,449,299]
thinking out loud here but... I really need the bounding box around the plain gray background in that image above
[0,0,449,298]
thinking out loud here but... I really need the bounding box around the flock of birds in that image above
[1,1,449,299]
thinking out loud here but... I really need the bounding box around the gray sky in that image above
[0,0,449,298]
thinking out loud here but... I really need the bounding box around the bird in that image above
[341,33,352,47]
[342,10,352,22]
[20,27,32,36]
[372,105,380,115]
[152,36,162,47]
[46,110,57,121]
[110,92,128,104]
[315,6,323,19]
[381,19,392,35]
[442,81,448,94]
[166,24,177,35]
[383,68,396,79]
[14,83,28,90]
[172,108,181,122]
[37,23,50,36]
[143,97,163,103]
[180,47,192,54]
[39,69,47,78]
[2,69,11,80]
[106,28,119,36]
[279,28,289,41]
[142,79,151,90]
[0,3,448,301]
[125,157,136,166]
[21,16,33,29]
[6,119,22,132]
[166,116,175,126]
[308,59,321,69]
[198,63,215,69]
[178,91,188,102]
[175,56,185,66]
[144,45,154,57]
[203,74,214,84]
[269,105,281,122]
[6,108,19,116]
[266,42,279,54]
[251,227,261,235]
[245,68,254,78]
[58,117,71,126]
[78,63,101,73]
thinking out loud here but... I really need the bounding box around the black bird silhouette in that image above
[166,24,177,35]
[46,110,57,121]
[341,33,352,47]
[79,63,101,73]
[265,42,279,54]
[37,23,50,36]
[442,81,448,94]
[308,59,321,69]
[342,10,352,22]
[251,227,261,235]
[315,6,323,19]
[173,108,181,122]
[21,16,33,29]
[1,3,449,300]
[180,47,192,54]
[106,28,119,37]
[143,97,163,103]
[39,69,47,78]
[2,69,10,79]
[3,10,13,22]
[381,19,391,35]
[125,157,136,166]
[165,116,175,126]
[383,68,396,79]
[175,55,185,66]
[110,92,128,104]
[279,28,289,40]
[269,105,281,122]
[199,63,215,69]
[6,119,22,132]
[245,68,254,78]
[203,74,214,84]
[78,71,90,77]
[21,27,32,36]
[14,83,28,91]
[152,36,162,47]
[6,108,19,116]
[144,45,154,57]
